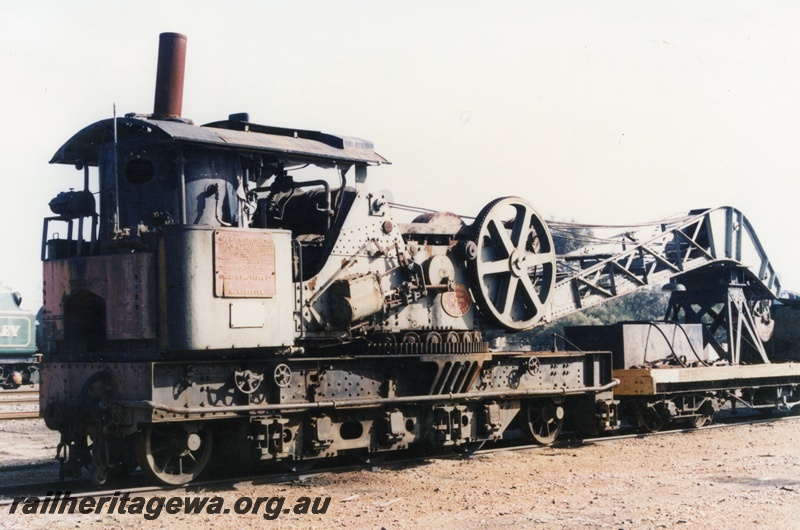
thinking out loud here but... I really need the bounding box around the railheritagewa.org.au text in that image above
[8,491,331,520]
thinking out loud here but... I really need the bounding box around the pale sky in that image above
[2,1,800,311]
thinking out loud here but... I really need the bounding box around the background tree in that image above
[550,220,594,255]
[509,287,671,350]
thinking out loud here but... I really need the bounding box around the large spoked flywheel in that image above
[467,197,555,330]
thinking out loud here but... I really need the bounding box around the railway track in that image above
[0,388,39,421]
[0,411,796,504]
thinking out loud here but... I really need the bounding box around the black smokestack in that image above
[153,32,187,118]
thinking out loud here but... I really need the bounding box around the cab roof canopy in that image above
[50,116,390,169]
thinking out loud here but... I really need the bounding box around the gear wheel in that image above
[467,197,555,330]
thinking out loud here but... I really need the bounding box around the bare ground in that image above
[1,417,799,529]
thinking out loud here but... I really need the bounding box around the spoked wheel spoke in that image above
[159,456,173,471]
[524,251,556,268]
[519,274,545,315]
[501,276,520,317]
[135,424,213,485]
[520,399,564,445]
[486,217,516,257]
[468,197,556,330]
[509,203,535,245]
[482,258,514,275]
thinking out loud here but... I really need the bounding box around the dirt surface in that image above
[1,417,799,529]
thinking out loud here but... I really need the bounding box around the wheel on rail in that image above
[520,398,564,445]
[135,424,213,485]
[454,440,486,456]
[685,414,712,429]
[636,402,667,433]
[467,197,556,330]
[90,465,108,486]
[283,458,317,473]
[358,451,389,465]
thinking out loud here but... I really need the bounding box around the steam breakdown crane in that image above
[38,32,800,486]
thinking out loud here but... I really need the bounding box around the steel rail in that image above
[0,388,40,421]
[0,410,40,421]
[0,389,38,397]
[0,398,39,406]
[1,412,796,506]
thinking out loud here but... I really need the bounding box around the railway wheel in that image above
[454,440,486,455]
[283,459,317,473]
[636,402,666,433]
[358,451,389,465]
[686,414,712,429]
[520,399,564,445]
[135,424,213,485]
[468,197,555,330]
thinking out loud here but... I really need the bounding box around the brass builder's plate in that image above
[214,231,276,298]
